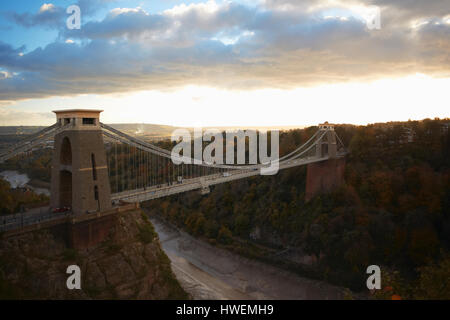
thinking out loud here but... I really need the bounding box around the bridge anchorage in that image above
[0,109,346,240]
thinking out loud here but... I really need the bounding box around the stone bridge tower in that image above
[305,123,345,201]
[50,109,112,215]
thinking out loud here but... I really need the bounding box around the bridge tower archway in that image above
[60,137,72,165]
[59,170,72,207]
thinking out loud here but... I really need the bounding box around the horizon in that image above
[0,115,449,132]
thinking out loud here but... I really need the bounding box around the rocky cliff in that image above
[0,209,188,299]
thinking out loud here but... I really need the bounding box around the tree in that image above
[217,225,233,245]
[415,254,450,299]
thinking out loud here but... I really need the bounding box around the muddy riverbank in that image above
[150,216,350,300]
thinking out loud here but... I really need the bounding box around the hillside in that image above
[0,209,188,299]
[145,118,450,299]
[1,118,449,299]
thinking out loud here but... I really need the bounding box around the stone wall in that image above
[68,214,116,250]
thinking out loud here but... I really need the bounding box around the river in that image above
[150,217,347,300]
[0,170,50,196]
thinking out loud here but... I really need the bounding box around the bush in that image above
[217,225,233,245]
[138,223,157,244]
[414,254,450,299]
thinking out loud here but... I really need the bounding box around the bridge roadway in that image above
[0,118,346,233]
[0,207,71,232]
[111,154,341,203]
[0,155,340,232]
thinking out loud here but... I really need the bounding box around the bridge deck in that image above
[111,155,339,203]
[0,119,346,232]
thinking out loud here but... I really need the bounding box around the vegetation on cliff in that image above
[0,209,188,299]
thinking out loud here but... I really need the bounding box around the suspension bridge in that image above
[0,109,346,233]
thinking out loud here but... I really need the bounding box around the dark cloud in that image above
[8,3,66,29]
[0,42,25,64]
[77,0,117,16]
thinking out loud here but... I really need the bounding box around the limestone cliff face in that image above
[0,210,188,299]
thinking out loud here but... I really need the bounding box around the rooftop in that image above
[53,109,103,114]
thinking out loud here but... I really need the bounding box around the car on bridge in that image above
[52,206,71,213]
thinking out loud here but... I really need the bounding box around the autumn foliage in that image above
[146,118,450,298]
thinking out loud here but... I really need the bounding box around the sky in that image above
[0,0,449,127]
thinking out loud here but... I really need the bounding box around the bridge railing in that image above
[0,210,72,232]
[0,123,72,164]
[102,124,347,201]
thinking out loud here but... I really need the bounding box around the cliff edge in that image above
[0,209,188,299]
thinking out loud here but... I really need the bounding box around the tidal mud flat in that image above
[150,216,348,300]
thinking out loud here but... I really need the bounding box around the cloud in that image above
[368,0,450,20]
[0,0,449,101]
[264,0,450,28]
[3,0,116,29]
[7,3,66,29]
[65,7,170,40]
